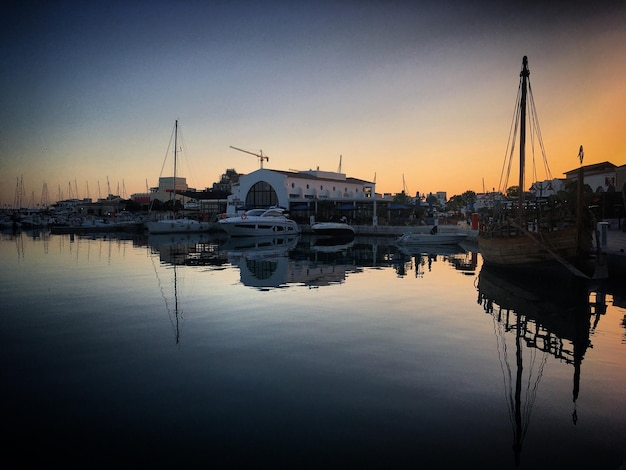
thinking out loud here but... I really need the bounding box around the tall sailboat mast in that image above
[173,119,178,207]
[518,56,529,216]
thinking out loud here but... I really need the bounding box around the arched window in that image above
[246,180,278,207]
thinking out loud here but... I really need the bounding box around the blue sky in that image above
[2,0,625,206]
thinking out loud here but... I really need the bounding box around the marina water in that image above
[2,231,625,468]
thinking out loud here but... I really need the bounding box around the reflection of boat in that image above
[146,120,213,234]
[222,235,299,259]
[218,207,300,237]
[148,232,228,266]
[311,222,355,237]
[477,56,592,272]
[397,243,467,257]
[477,264,599,467]
[311,238,354,253]
[396,230,468,246]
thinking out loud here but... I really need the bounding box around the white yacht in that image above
[218,207,300,237]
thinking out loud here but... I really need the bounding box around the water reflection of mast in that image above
[485,297,547,467]
[150,248,182,345]
[172,265,181,345]
[478,267,599,468]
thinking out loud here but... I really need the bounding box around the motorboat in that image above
[218,207,300,237]
[396,229,468,246]
[310,222,355,237]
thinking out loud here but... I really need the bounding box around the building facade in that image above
[131,176,194,205]
[564,162,618,193]
[225,168,376,223]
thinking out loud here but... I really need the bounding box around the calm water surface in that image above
[2,231,625,468]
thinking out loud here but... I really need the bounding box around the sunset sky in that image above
[2,0,625,207]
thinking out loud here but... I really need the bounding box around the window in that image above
[246,180,278,207]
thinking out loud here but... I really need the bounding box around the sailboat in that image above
[477,56,592,274]
[145,120,213,234]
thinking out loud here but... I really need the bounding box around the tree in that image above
[446,190,476,212]
[393,191,410,205]
[506,186,520,199]
[447,194,465,212]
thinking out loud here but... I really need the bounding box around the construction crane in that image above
[230,146,269,169]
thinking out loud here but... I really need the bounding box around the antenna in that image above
[230,146,269,169]
[337,154,342,173]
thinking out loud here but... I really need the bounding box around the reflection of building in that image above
[225,237,360,289]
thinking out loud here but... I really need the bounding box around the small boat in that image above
[310,222,355,237]
[146,120,212,234]
[396,227,468,246]
[218,207,300,237]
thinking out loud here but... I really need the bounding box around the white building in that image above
[226,168,375,218]
[131,176,194,205]
[564,161,618,193]
[529,178,565,198]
